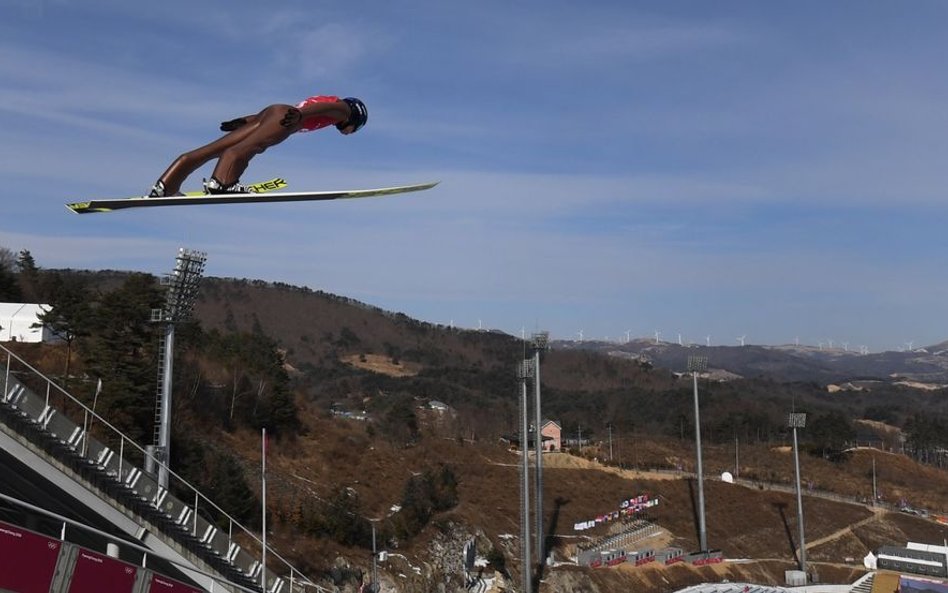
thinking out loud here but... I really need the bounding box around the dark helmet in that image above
[338,97,368,132]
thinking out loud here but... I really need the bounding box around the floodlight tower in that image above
[530,331,549,565]
[688,355,709,552]
[151,248,206,488]
[789,412,808,576]
[516,358,534,593]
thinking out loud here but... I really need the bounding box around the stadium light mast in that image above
[789,412,808,577]
[150,248,206,488]
[530,331,549,566]
[516,358,534,593]
[688,355,709,552]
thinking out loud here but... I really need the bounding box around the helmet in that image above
[338,97,368,133]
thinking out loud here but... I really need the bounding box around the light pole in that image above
[688,355,709,552]
[516,358,534,593]
[151,248,206,488]
[789,412,807,577]
[530,331,549,566]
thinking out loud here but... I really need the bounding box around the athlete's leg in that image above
[154,107,273,194]
[211,104,296,186]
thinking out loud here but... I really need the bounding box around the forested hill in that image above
[192,277,678,439]
[4,261,947,447]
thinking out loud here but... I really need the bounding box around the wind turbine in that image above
[905,341,914,352]
[737,335,746,347]
[625,330,632,344]
[577,329,584,342]
[654,330,662,345]
[705,335,711,347]
[678,333,683,346]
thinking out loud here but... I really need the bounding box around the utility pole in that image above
[371,521,379,592]
[735,436,740,479]
[871,457,877,505]
[608,423,614,461]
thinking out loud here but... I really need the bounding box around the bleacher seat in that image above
[232,546,263,579]
[84,438,120,477]
[268,574,286,593]
[42,409,84,454]
[2,380,26,406]
[10,387,46,423]
[1,355,310,592]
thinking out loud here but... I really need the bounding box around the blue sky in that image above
[2,1,947,352]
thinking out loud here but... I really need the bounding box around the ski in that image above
[67,177,290,214]
[66,180,438,215]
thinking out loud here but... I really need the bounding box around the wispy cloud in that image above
[4,1,948,350]
[0,45,242,125]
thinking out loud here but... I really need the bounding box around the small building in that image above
[0,303,54,343]
[541,419,561,452]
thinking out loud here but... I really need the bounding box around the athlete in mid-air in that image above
[148,95,367,197]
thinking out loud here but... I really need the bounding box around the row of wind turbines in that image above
[451,320,923,355]
[568,329,748,347]
[563,331,917,355]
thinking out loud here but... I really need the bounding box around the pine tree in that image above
[35,272,92,383]
[81,273,163,441]
[0,246,21,301]
[14,249,40,301]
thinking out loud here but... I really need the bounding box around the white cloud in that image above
[0,45,242,125]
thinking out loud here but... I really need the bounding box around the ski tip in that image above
[66,202,111,214]
[66,202,89,214]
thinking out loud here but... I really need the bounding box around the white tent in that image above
[0,303,54,343]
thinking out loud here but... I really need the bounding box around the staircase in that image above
[849,572,875,593]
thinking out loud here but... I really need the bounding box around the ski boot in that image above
[204,177,249,195]
[148,180,184,198]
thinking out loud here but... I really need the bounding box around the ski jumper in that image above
[156,96,343,194]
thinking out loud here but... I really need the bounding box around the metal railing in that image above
[0,343,324,593]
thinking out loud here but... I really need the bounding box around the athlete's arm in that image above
[220,114,259,132]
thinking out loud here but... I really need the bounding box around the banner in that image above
[574,494,659,531]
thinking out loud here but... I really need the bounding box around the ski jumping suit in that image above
[156,96,341,194]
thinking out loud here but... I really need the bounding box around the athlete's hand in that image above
[220,118,247,132]
[280,107,302,128]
